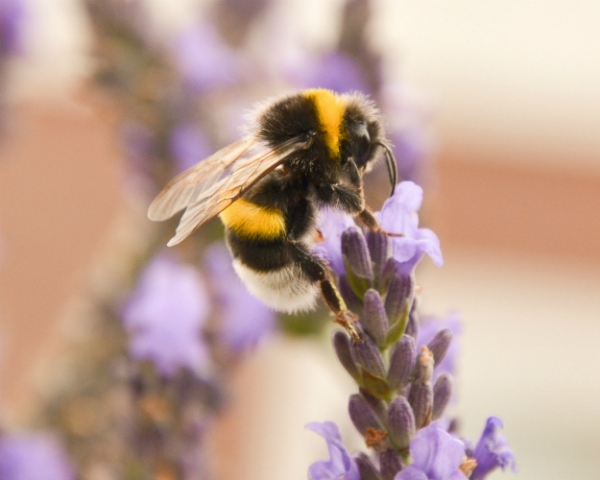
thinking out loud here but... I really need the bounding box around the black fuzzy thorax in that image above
[257,93,340,182]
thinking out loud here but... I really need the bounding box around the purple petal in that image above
[306,422,360,480]
[389,237,418,263]
[471,417,517,480]
[410,422,466,479]
[415,228,443,267]
[0,433,75,480]
[313,207,356,275]
[376,182,443,273]
[306,421,343,443]
[394,466,428,480]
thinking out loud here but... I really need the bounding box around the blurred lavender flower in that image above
[0,433,75,480]
[170,123,212,173]
[470,417,517,480]
[295,52,369,94]
[313,207,355,275]
[378,181,443,274]
[306,421,360,480]
[394,422,467,480]
[173,22,240,92]
[205,243,276,353]
[0,0,24,55]
[121,253,210,377]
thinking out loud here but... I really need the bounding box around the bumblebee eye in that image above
[348,120,370,168]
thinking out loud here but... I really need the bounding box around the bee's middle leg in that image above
[290,244,361,341]
[357,208,404,237]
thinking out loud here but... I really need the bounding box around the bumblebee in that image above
[148,89,398,339]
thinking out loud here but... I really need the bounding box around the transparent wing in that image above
[148,135,309,246]
[148,135,256,221]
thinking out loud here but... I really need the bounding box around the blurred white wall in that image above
[373,0,600,172]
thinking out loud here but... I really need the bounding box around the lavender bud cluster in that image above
[308,182,516,480]
[337,230,453,476]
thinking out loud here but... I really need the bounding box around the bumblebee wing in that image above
[147,135,256,221]
[166,135,308,246]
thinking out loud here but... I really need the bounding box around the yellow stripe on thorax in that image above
[304,89,345,159]
[219,198,286,240]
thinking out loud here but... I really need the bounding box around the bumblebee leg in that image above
[291,246,361,341]
[316,182,364,213]
[321,280,361,341]
[358,208,404,237]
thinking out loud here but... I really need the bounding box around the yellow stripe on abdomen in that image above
[304,89,345,159]
[219,198,286,240]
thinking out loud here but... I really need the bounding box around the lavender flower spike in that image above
[395,422,468,480]
[121,253,210,377]
[378,181,443,275]
[470,417,517,480]
[0,433,75,480]
[306,421,360,480]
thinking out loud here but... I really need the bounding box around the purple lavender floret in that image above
[121,253,210,376]
[170,123,212,173]
[204,243,276,352]
[0,433,75,480]
[173,22,239,91]
[417,313,461,380]
[470,417,517,480]
[313,207,355,276]
[378,181,443,275]
[395,422,468,480]
[306,421,360,480]
[316,181,442,278]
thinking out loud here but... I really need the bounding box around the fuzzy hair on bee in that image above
[148,89,399,340]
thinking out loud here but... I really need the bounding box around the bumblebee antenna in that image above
[376,141,398,196]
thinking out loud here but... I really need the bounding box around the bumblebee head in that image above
[342,95,398,196]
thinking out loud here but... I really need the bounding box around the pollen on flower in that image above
[365,427,388,450]
[419,345,434,367]
[460,457,478,476]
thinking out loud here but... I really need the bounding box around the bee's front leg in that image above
[357,208,404,238]
[315,181,364,213]
[290,244,362,341]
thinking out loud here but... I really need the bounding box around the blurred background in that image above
[0,0,599,479]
